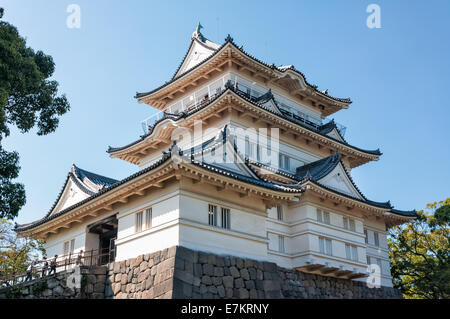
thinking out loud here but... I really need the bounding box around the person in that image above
[76,250,84,265]
[48,255,58,275]
[25,261,36,282]
[41,256,48,277]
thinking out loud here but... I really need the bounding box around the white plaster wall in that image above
[115,192,181,261]
[177,192,268,260]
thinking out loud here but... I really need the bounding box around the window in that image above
[279,153,290,170]
[319,237,332,256]
[352,246,358,261]
[323,211,330,225]
[374,232,380,247]
[145,208,152,230]
[376,258,383,274]
[278,235,285,253]
[343,217,355,231]
[345,244,351,259]
[316,209,323,223]
[349,219,356,232]
[221,208,230,229]
[364,229,368,244]
[256,145,262,162]
[276,205,283,221]
[63,241,70,257]
[317,209,330,224]
[366,256,371,265]
[208,204,217,226]
[63,239,75,257]
[135,211,143,232]
[245,138,254,159]
[345,244,358,261]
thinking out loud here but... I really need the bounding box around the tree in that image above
[0,8,70,220]
[0,218,45,286]
[388,198,450,299]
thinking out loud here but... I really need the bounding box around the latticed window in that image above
[278,235,285,253]
[221,208,230,229]
[276,205,283,221]
[208,204,217,226]
[63,239,75,257]
[145,208,152,230]
[316,208,323,222]
[374,232,380,247]
[135,211,143,232]
[349,219,356,232]
[63,241,70,257]
[323,211,330,224]
[279,153,290,170]
[319,237,332,256]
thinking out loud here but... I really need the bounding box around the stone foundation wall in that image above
[0,266,108,299]
[106,246,177,299]
[107,246,402,299]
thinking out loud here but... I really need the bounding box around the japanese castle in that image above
[16,25,417,288]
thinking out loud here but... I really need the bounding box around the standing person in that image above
[41,257,48,277]
[48,255,58,275]
[25,261,36,282]
[76,250,84,265]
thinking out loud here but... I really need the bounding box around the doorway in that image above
[87,215,118,265]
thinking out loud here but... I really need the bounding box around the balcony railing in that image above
[0,248,115,288]
[140,79,346,137]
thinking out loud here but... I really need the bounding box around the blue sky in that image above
[1,0,449,224]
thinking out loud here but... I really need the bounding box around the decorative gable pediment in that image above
[197,137,258,179]
[317,163,364,200]
[175,37,219,78]
[325,127,345,142]
[50,178,91,216]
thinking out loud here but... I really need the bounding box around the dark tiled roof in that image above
[296,152,341,181]
[71,164,118,194]
[318,120,347,143]
[389,208,418,218]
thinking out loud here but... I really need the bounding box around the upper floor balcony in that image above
[140,75,347,137]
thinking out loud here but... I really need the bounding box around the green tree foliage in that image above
[0,8,70,220]
[0,218,45,285]
[388,198,450,299]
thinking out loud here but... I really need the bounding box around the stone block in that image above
[240,269,250,280]
[216,285,225,298]
[201,276,212,285]
[213,267,224,277]
[222,276,234,288]
[174,269,194,285]
[229,266,240,278]
[234,278,244,289]
[202,263,214,276]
